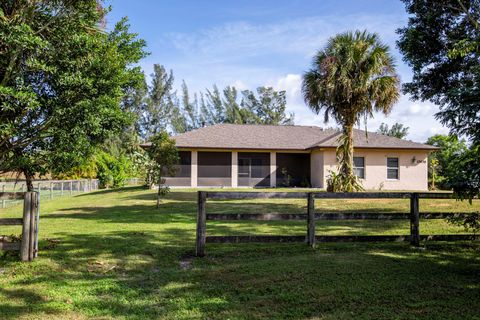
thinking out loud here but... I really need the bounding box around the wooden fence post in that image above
[1,185,5,208]
[20,192,32,261]
[33,192,39,258]
[410,193,420,246]
[196,191,207,257]
[28,193,36,261]
[307,193,316,247]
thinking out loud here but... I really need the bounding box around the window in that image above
[353,157,365,179]
[387,157,399,179]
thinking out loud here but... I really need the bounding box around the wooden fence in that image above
[0,192,39,261]
[195,191,477,257]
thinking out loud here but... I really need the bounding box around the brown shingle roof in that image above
[143,124,437,150]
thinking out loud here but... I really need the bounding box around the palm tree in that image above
[302,30,400,192]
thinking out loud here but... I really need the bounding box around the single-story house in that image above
[143,124,438,190]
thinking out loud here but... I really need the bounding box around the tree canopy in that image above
[302,30,400,192]
[398,0,480,198]
[0,1,147,190]
[397,0,480,145]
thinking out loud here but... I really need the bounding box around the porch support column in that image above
[231,151,238,188]
[191,150,198,188]
[270,151,276,188]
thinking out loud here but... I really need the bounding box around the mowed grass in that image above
[0,186,479,319]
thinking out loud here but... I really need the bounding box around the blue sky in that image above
[105,0,448,142]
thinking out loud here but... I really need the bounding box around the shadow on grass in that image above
[2,188,479,319]
[2,229,479,319]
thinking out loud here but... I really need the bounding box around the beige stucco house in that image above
[145,124,437,190]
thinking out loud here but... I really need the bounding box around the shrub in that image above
[96,151,129,189]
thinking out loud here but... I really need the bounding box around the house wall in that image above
[310,150,324,188]
[321,148,429,190]
[165,147,430,190]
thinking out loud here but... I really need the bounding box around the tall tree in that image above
[140,64,175,139]
[199,85,295,126]
[302,30,400,192]
[170,81,201,133]
[377,122,409,139]
[397,0,480,198]
[241,87,294,125]
[0,1,147,190]
[201,85,225,125]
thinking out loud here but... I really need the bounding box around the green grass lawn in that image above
[0,187,479,319]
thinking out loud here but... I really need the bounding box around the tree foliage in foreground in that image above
[398,0,480,198]
[0,1,147,190]
[377,122,409,139]
[302,30,400,192]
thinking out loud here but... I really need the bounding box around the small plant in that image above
[300,176,310,188]
[146,131,179,208]
[281,167,292,187]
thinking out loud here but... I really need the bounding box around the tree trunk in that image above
[23,169,34,192]
[340,125,354,179]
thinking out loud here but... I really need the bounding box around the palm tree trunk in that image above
[340,125,354,179]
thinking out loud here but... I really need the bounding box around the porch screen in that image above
[198,152,232,187]
[238,152,270,187]
[276,153,311,187]
[164,151,191,187]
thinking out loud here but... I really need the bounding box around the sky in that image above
[105,0,449,143]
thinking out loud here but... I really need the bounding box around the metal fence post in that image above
[70,181,73,195]
[50,182,53,199]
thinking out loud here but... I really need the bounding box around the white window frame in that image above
[386,157,399,180]
[353,156,365,179]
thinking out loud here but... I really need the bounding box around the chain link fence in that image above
[0,178,142,209]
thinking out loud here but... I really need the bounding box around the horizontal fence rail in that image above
[0,192,39,261]
[196,191,476,257]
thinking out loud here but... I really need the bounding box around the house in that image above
[144,124,437,190]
